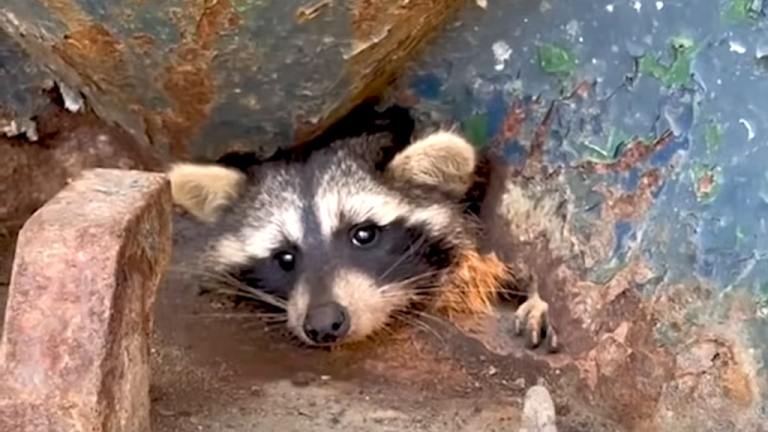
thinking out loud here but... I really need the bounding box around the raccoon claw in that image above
[514,295,559,353]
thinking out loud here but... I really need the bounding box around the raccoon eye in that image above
[350,224,380,248]
[273,251,296,272]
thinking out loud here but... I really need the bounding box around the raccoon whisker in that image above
[374,322,399,339]
[189,312,287,320]
[209,287,288,310]
[168,265,232,281]
[170,266,288,308]
[207,283,287,308]
[408,309,452,328]
[379,271,441,293]
[380,286,440,302]
[391,312,446,345]
[232,286,288,308]
[376,234,428,283]
[200,274,289,309]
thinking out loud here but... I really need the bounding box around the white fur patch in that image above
[209,234,251,268]
[287,282,311,343]
[229,195,305,260]
[314,185,411,238]
[241,224,285,260]
[287,269,406,344]
[332,269,404,341]
[407,205,455,235]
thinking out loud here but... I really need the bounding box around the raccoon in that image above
[168,128,557,350]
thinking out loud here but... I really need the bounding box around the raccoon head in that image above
[168,131,478,346]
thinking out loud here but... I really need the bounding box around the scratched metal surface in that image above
[0,0,465,161]
[1,0,767,428]
[0,0,353,158]
[0,29,55,140]
[386,0,768,427]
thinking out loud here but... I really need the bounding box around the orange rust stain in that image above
[525,102,555,174]
[349,0,396,41]
[129,33,156,55]
[583,130,675,174]
[602,168,663,221]
[194,0,241,50]
[722,362,754,407]
[54,24,129,95]
[160,57,216,158]
[157,0,240,158]
[40,0,92,30]
[59,24,123,60]
[498,99,526,143]
[295,0,463,144]
[696,171,716,196]
[569,284,674,429]
[569,80,592,100]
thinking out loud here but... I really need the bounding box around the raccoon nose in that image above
[303,302,350,344]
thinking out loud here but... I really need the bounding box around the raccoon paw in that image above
[513,294,559,352]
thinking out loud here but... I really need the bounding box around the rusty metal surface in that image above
[0,0,463,160]
[383,0,768,429]
[1,0,767,430]
[0,29,55,141]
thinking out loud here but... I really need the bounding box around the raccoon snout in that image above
[302,302,350,344]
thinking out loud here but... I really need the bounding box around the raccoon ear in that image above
[167,163,246,223]
[385,131,477,197]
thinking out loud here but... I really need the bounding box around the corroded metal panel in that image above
[385,0,768,429]
[0,0,464,160]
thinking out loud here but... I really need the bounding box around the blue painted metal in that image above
[386,0,768,426]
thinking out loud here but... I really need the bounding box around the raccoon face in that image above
[169,131,478,346]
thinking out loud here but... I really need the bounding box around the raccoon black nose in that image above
[303,302,350,344]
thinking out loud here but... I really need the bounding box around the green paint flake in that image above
[760,280,768,296]
[724,0,762,24]
[462,113,489,148]
[582,128,631,163]
[705,121,723,153]
[538,43,577,76]
[735,225,746,246]
[690,163,723,203]
[639,37,698,87]
[231,0,263,13]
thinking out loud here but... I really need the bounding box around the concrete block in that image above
[0,169,172,432]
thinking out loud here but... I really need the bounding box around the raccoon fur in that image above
[168,129,557,350]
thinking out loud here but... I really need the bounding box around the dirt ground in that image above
[0,207,542,432]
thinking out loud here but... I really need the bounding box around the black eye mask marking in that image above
[329,217,457,290]
[229,244,301,303]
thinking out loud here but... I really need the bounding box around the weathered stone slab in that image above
[0,169,172,432]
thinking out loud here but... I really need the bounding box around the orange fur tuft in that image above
[435,249,509,319]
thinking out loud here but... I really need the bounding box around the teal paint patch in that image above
[639,37,698,88]
[582,128,631,163]
[723,0,762,24]
[537,43,577,76]
[705,120,723,154]
[462,113,489,148]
